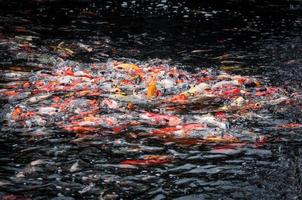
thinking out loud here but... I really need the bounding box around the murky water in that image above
[0,1,302,200]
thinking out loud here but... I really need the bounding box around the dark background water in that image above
[1,0,302,87]
[0,0,302,199]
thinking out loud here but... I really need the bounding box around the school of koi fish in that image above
[1,36,301,168]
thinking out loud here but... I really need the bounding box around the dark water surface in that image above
[1,1,302,199]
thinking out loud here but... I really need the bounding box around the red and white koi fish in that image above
[277,123,302,129]
[151,123,205,138]
[101,98,119,109]
[140,112,182,126]
[62,125,98,133]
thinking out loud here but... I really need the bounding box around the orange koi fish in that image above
[3,90,19,97]
[76,89,101,97]
[181,124,206,133]
[115,63,144,77]
[70,115,117,130]
[166,93,188,104]
[147,75,158,100]
[23,82,31,88]
[11,107,23,121]
[120,155,171,166]
[115,63,141,71]
[204,134,239,143]
[11,107,36,122]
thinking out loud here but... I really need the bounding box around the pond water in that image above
[0,1,302,199]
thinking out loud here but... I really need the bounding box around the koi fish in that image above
[253,135,267,148]
[71,115,116,128]
[0,194,31,200]
[62,126,97,133]
[166,93,188,104]
[0,81,24,89]
[222,88,241,97]
[11,107,23,121]
[196,77,214,84]
[74,70,92,78]
[204,134,239,143]
[140,112,182,126]
[101,98,119,109]
[183,83,210,95]
[195,114,229,130]
[158,79,174,89]
[148,66,166,73]
[2,90,19,98]
[2,71,30,80]
[76,90,101,97]
[115,63,141,71]
[10,107,39,126]
[152,123,205,138]
[219,102,262,113]
[38,107,58,115]
[120,155,171,166]
[277,123,302,129]
[147,76,158,100]
[255,87,279,96]
[1,47,297,153]
[120,79,134,85]
[114,63,144,77]
[26,93,52,103]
